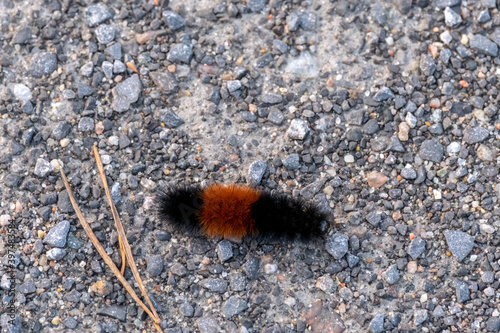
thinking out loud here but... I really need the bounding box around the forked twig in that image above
[57,157,161,332]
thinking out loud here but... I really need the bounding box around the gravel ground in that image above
[1,0,500,332]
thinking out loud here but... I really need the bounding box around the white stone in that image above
[344,154,355,163]
[13,84,32,101]
[447,142,461,155]
[440,31,453,44]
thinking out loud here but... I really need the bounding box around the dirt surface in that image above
[1,0,500,332]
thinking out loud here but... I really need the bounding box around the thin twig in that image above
[57,163,162,332]
[92,146,161,323]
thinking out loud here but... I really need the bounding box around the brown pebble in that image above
[90,280,113,296]
[429,98,440,108]
[366,171,388,188]
[136,31,155,45]
[428,44,439,58]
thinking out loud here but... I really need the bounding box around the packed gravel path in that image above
[1,0,500,332]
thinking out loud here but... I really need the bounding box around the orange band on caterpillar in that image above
[156,184,326,241]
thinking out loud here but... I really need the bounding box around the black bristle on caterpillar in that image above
[252,191,324,241]
[156,185,203,235]
[155,184,327,242]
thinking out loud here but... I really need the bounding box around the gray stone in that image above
[97,305,127,322]
[363,119,379,134]
[407,237,426,260]
[62,89,76,100]
[444,230,474,262]
[481,271,495,283]
[419,139,443,162]
[58,190,74,213]
[247,160,267,185]
[401,167,417,180]
[463,126,489,144]
[112,74,142,112]
[267,108,284,125]
[382,265,400,285]
[470,34,498,56]
[149,71,178,95]
[478,10,491,23]
[454,279,470,303]
[227,80,241,92]
[222,296,248,318]
[85,4,112,27]
[19,280,36,294]
[482,0,496,8]
[113,60,126,73]
[489,28,500,47]
[325,233,349,259]
[54,122,71,140]
[388,135,405,152]
[167,43,193,63]
[77,82,93,98]
[63,317,78,329]
[435,0,461,8]
[262,92,283,104]
[159,109,184,128]
[179,303,194,317]
[78,117,94,132]
[189,238,211,254]
[44,220,70,248]
[34,158,54,177]
[80,61,94,77]
[414,309,428,326]
[486,317,500,332]
[196,317,221,333]
[433,305,445,318]
[229,273,247,292]
[347,254,360,268]
[300,179,326,200]
[273,39,288,53]
[12,25,32,44]
[104,43,122,60]
[286,12,301,31]
[241,111,257,122]
[170,262,187,277]
[64,290,81,302]
[369,314,385,333]
[444,7,463,27]
[283,153,300,170]
[247,0,266,12]
[299,12,317,30]
[286,119,309,140]
[30,52,58,78]
[95,24,116,44]
[374,87,394,101]
[371,4,387,25]
[242,257,260,279]
[420,54,436,76]
[146,255,164,277]
[67,233,84,249]
[366,211,381,226]
[102,61,114,79]
[216,240,233,263]
[199,279,227,293]
[46,248,67,260]
[163,11,186,30]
